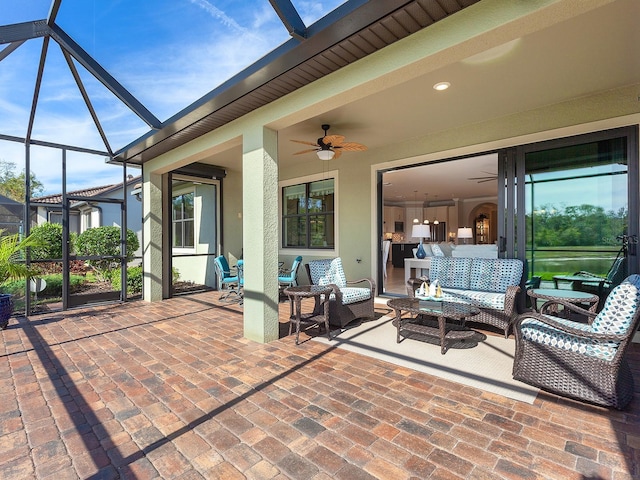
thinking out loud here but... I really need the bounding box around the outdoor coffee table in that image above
[387,297,480,354]
[284,285,333,345]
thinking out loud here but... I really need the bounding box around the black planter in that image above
[0,294,12,329]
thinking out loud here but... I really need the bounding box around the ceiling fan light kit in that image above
[292,124,367,160]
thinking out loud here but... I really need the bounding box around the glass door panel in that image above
[521,131,635,287]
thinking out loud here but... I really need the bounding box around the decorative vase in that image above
[0,294,13,330]
[415,242,427,259]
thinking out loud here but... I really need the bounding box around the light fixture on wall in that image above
[457,227,473,244]
[412,224,431,259]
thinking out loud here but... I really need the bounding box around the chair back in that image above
[214,255,232,278]
[306,259,334,285]
[606,256,627,285]
[591,274,640,339]
[318,258,347,288]
[279,256,302,284]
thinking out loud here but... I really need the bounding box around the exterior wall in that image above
[138,0,640,341]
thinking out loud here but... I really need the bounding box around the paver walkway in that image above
[1,292,639,479]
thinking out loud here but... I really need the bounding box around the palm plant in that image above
[0,230,43,329]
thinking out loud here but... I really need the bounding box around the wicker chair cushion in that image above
[440,288,506,310]
[318,257,347,288]
[321,287,371,305]
[307,259,333,285]
[470,258,523,293]
[591,276,640,335]
[519,316,618,361]
[430,257,472,289]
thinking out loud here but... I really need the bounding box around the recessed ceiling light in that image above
[433,82,450,91]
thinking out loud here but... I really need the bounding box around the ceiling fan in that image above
[468,171,498,183]
[291,124,367,160]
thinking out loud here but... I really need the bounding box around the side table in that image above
[527,288,599,316]
[284,285,333,345]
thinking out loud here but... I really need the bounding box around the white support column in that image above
[142,170,164,302]
[242,126,280,343]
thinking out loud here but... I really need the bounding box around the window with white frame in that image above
[172,192,194,248]
[282,178,334,249]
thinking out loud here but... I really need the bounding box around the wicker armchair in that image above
[305,258,375,328]
[513,274,640,409]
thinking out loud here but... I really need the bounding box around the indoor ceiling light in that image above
[316,149,335,160]
[433,82,450,91]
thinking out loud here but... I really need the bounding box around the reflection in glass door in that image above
[518,127,638,289]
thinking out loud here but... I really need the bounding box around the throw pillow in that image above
[431,244,445,257]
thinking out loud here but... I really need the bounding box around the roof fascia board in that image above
[268,0,307,40]
[0,20,49,44]
[48,23,162,129]
[114,0,408,161]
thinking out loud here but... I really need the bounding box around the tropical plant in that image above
[0,230,43,289]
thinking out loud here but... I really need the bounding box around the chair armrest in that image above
[503,285,521,316]
[538,298,597,321]
[346,277,376,295]
[515,311,627,342]
[573,271,604,280]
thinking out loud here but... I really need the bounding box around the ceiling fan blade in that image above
[337,142,367,151]
[322,134,345,146]
[332,148,343,159]
[477,178,497,183]
[293,148,319,155]
[291,139,319,146]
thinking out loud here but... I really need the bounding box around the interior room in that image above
[381,153,499,295]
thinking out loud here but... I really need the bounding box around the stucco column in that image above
[142,170,164,302]
[242,126,280,343]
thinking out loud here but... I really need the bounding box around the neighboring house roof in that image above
[30,175,141,207]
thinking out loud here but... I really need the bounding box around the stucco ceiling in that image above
[265,0,638,204]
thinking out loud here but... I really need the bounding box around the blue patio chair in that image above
[214,255,240,301]
[278,256,303,289]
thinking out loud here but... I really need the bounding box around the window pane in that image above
[283,185,306,215]
[173,222,183,247]
[184,219,194,248]
[310,214,334,248]
[183,193,194,219]
[308,179,334,213]
[284,217,306,247]
[172,197,183,220]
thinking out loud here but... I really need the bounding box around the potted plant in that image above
[0,230,42,329]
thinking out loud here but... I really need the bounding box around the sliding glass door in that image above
[510,126,638,287]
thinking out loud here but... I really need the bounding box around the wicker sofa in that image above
[513,274,640,409]
[409,256,523,338]
[305,258,375,328]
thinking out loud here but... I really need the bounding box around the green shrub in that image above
[110,266,143,294]
[75,227,139,281]
[3,274,87,297]
[29,223,65,260]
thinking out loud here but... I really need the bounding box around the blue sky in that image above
[0,0,345,196]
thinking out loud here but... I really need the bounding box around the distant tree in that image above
[0,160,45,201]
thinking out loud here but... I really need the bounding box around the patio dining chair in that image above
[278,256,303,289]
[214,255,241,301]
[513,274,640,409]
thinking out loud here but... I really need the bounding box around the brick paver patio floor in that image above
[1,292,639,479]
